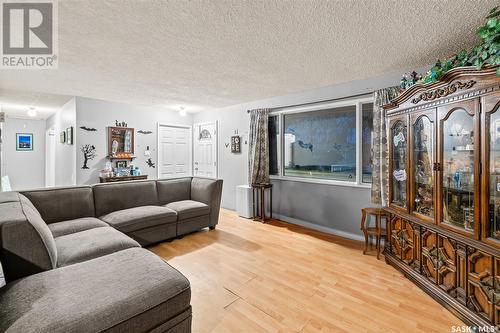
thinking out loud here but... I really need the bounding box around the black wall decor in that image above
[115,120,128,127]
[80,126,97,132]
[138,130,153,134]
[231,136,241,153]
[146,158,155,168]
[81,144,96,169]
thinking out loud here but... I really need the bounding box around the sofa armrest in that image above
[0,193,57,283]
[190,178,223,227]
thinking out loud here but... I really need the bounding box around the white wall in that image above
[75,97,193,185]
[46,98,77,186]
[193,68,427,238]
[3,117,46,190]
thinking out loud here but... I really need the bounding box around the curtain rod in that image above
[246,91,372,113]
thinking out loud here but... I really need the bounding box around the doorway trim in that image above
[156,123,193,179]
[192,121,218,178]
[45,127,56,187]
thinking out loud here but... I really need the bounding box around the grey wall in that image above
[75,97,193,185]
[193,68,424,238]
[3,117,46,190]
[46,98,77,186]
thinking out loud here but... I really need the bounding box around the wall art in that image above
[81,144,97,169]
[80,126,97,132]
[231,135,241,153]
[138,130,153,134]
[115,120,128,127]
[146,158,155,168]
[66,127,73,145]
[16,133,33,151]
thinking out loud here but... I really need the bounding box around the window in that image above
[269,115,279,176]
[362,103,374,183]
[284,106,357,181]
[268,97,373,185]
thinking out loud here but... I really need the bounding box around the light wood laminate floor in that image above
[150,209,463,333]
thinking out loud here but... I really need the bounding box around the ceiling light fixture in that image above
[179,107,187,117]
[27,107,37,117]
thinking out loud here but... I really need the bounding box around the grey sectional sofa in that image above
[0,177,223,333]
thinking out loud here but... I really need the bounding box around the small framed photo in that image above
[116,161,128,168]
[66,127,73,145]
[60,131,66,143]
[16,133,33,151]
[231,135,241,153]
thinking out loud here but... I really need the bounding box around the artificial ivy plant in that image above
[420,6,500,85]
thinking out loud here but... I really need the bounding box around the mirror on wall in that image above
[107,127,134,157]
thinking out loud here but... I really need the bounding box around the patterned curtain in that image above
[371,87,399,205]
[248,109,270,185]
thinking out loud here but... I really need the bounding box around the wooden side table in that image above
[360,207,388,260]
[252,183,273,222]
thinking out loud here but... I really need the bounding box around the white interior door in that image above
[45,128,56,187]
[158,124,192,179]
[193,122,217,178]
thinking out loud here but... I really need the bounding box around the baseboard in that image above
[272,213,364,242]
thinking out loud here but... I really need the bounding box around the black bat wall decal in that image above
[80,126,97,132]
[138,130,153,134]
[146,158,155,168]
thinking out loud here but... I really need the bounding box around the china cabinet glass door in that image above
[391,118,408,209]
[484,93,500,245]
[438,101,478,236]
[411,112,435,220]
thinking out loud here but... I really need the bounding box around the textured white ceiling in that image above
[0,90,71,119]
[0,0,498,111]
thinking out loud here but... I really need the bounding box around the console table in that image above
[99,175,148,183]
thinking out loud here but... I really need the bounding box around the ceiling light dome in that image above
[179,107,187,117]
[27,107,37,117]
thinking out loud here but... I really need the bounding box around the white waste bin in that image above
[236,185,253,218]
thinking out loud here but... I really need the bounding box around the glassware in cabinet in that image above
[413,115,435,218]
[441,108,475,233]
[391,120,408,208]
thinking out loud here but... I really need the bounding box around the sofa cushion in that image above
[48,217,108,238]
[157,177,192,205]
[165,200,210,220]
[99,206,177,233]
[93,181,159,217]
[55,227,139,267]
[0,194,58,282]
[21,186,95,223]
[0,248,191,333]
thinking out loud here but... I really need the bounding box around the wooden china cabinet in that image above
[384,66,500,328]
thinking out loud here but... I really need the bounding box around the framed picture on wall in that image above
[231,135,241,153]
[60,131,66,143]
[16,133,33,151]
[66,126,73,145]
